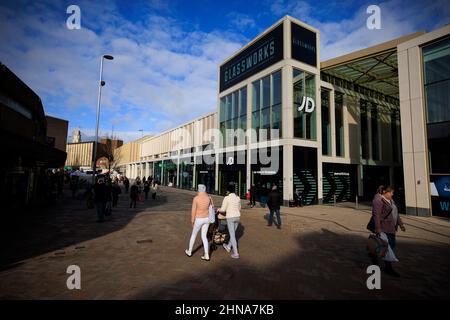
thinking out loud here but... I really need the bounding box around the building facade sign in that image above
[219,23,284,92]
[291,21,317,67]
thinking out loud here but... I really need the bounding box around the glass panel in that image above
[232,92,239,120]
[226,95,232,121]
[293,69,305,138]
[262,76,270,109]
[360,99,369,159]
[335,92,344,157]
[220,97,226,122]
[252,80,260,112]
[240,87,247,117]
[239,115,247,131]
[371,103,379,160]
[272,103,282,138]
[321,89,331,156]
[272,70,281,106]
[425,79,450,123]
[423,37,450,85]
[305,72,316,140]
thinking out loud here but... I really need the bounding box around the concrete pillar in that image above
[282,144,293,205]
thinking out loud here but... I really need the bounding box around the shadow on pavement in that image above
[0,186,166,270]
[131,228,450,299]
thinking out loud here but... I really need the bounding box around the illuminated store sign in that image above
[219,23,284,92]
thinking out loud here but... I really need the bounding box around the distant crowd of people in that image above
[92,175,160,222]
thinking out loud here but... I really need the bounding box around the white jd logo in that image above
[298,96,315,113]
[226,157,234,165]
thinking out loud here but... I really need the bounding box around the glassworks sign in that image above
[291,22,317,67]
[219,23,284,92]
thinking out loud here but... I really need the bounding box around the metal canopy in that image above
[322,50,399,98]
[320,31,426,100]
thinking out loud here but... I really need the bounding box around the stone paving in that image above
[0,186,450,299]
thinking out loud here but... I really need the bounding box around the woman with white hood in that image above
[185,184,213,261]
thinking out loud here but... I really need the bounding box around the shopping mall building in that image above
[122,16,450,217]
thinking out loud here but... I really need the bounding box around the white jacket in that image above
[219,193,241,219]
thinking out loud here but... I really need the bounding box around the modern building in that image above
[0,62,67,210]
[114,135,152,175]
[397,24,450,217]
[125,16,449,217]
[65,134,123,171]
[45,115,69,152]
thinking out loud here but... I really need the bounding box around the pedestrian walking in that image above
[151,182,158,200]
[293,188,303,207]
[144,180,150,200]
[218,183,241,259]
[371,185,406,277]
[248,184,256,208]
[70,175,79,199]
[185,184,213,261]
[111,181,121,207]
[93,178,108,222]
[267,185,282,229]
[129,183,139,208]
[123,177,130,193]
[260,184,269,207]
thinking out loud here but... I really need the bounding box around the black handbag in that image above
[366,216,376,233]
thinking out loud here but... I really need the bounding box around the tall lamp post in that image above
[91,54,114,186]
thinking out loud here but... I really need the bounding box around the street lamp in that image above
[91,54,114,186]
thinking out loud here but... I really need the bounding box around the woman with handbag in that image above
[185,184,214,261]
[373,186,406,277]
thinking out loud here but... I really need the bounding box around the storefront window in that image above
[371,103,379,160]
[321,89,331,156]
[219,86,247,147]
[423,37,450,175]
[360,99,369,159]
[293,69,316,140]
[251,70,282,142]
[335,92,344,157]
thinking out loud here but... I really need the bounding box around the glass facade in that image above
[293,69,316,139]
[179,157,194,190]
[321,89,331,155]
[371,103,379,160]
[219,86,247,147]
[335,92,344,157]
[360,99,369,159]
[251,70,282,142]
[423,37,450,175]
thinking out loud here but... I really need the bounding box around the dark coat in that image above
[267,190,282,210]
[93,183,108,203]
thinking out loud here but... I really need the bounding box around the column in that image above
[282,145,293,206]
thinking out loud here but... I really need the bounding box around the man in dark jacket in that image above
[267,185,282,229]
[129,183,139,208]
[93,178,108,222]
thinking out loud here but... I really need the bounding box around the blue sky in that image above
[0,0,448,142]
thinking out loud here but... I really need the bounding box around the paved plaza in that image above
[1,186,450,299]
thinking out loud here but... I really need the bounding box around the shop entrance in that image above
[293,146,317,205]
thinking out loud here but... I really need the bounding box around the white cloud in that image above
[268,0,450,60]
[227,12,257,31]
[0,0,244,142]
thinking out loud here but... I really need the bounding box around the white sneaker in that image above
[185,249,192,257]
[223,244,231,253]
[201,255,210,261]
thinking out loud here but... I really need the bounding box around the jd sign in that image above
[298,96,315,113]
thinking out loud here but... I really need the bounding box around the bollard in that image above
[333,194,336,206]
[356,195,359,210]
